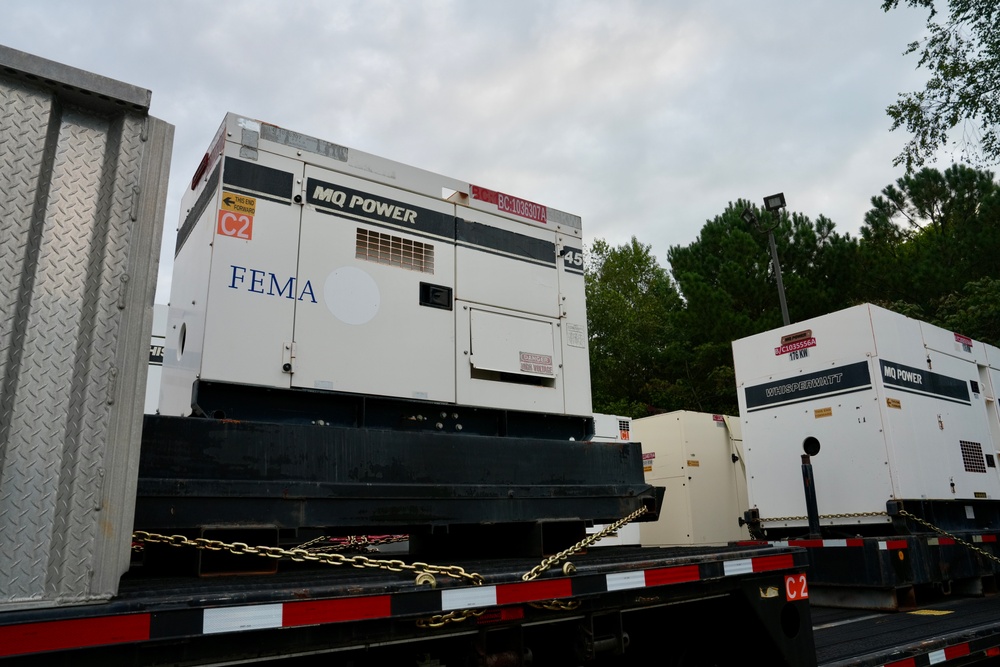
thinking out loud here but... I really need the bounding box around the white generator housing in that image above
[587,414,641,546]
[145,304,167,414]
[160,114,592,417]
[634,411,750,546]
[733,304,1000,532]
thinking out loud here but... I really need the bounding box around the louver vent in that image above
[356,228,434,273]
[961,440,987,474]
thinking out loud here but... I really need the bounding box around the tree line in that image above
[585,164,1000,418]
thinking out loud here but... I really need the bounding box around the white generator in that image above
[733,304,1000,533]
[145,304,167,414]
[587,414,642,546]
[160,114,592,420]
[633,411,750,546]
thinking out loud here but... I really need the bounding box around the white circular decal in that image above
[324,267,380,325]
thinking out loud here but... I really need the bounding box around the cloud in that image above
[0,0,939,300]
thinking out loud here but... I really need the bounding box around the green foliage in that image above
[935,277,1000,345]
[858,164,1000,309]
[883,0,1000,169]
[585,237,683,418]
[584,165,1000,417]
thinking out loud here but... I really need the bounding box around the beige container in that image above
[635,411,750,545]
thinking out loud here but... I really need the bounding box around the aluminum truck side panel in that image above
[0,46,172,609]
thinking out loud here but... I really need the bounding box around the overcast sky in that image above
[1,1,940,303]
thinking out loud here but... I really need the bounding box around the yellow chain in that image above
[755,510,1000,566]
[522,506,649,582]
[131,531,484,586]
[294,535,410,553]
[416,609,485,628]
[897,510,1000,566]
[755,511,889,523]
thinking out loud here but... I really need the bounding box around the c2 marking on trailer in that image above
[217,210,253,240]
[785,573,808,601]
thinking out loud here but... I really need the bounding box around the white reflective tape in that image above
[878,541,889,550]
[606,571,646,591]
[724,559,754,576]
[823,539,848,547]
[442,585,497,611]
[203,604,283,634]
[973,535,984,543]
[771,541,789,548]
[927,538,940,546]
[928,648,947,664]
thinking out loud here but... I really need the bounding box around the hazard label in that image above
[519,352,553,375]
[221,191,257,216]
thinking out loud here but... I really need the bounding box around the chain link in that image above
[135,507,648,630]
[415,609,485,628]
[522,506,649,583]
[294,534,410,554]
[754,511,889,523]
[131,531,484,586]
[897,510,1000,566]
[529,599,582,612]
[753,510,1000,566]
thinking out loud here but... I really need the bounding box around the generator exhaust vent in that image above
[961,440,987,474]
[356,227,434,273]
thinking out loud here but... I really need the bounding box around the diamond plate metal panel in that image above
[0,47,173,609]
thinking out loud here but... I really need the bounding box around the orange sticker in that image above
[217,210,254,240]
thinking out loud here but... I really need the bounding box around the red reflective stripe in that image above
[644,565,701,587]
[845,539,865,547]
[883,658,916,667]
[0,614,150,657]
[935,537,956,546]
[884,540,909,550]
[496,579,573,604]
[986,646,1000,656]
[981,535,997,543]
[787,540,824,548]
[752,554,795,572]
[283,596,391,627]
[945,643,971,659]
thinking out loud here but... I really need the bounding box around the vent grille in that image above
[961,440,987,474]
[356,228,434,273]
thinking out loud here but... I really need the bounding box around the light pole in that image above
[741,193,790,325]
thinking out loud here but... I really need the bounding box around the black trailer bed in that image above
[0,544,814,666]
[814,597,1000,666]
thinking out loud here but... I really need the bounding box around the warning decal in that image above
[519,352,553,375]
[221,191,257,215]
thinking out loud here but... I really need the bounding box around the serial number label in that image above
[775,337,816,356]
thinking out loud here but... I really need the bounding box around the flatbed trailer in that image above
[0,544,814,666]
[6,541,1000,666]
[814,598,1000,667]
